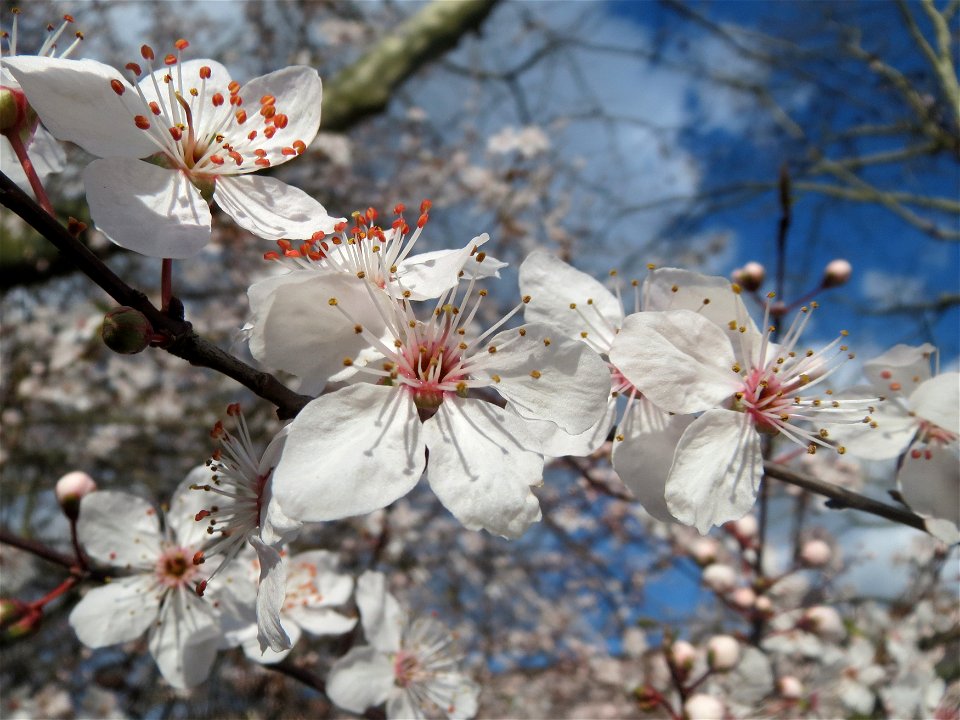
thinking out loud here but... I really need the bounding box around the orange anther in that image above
[228,80,241,95]
[248,130,258,140]
[253,148,266,157]
[334,222,348,233]
[889,382,901,391]
[210,420,224,438]
[194,510,211,522]
[63,14,75,22]
[272,113,288,129]
[401,222,410,235]
[911,448,922,459]
[110,79,125,95]
[263,126,276,139]
[175,38,189,50]
[134,115,151,130]
[199,65,212,79]
[226,402,241,416]
[163,54,177,66]
[260,104,276,119]
[366,207,378,222]
[255,158,270,167]
[228,150,243,165]
[211,93,224,107]
[260,94,276,106]
[292,139,306,154]
[282,147,296,156]
[284,249,300,258]
[169,126,183,141]
[75,31,84,40]
[311,231,326,242]
[124,62,142,76]
[420,199,432,213]
[263,251,280,261]
[393,203,406,215]
[147,101,160,115]
[210,154,224,165]
[235,109,247,124]
[417,213,429,228]
[880,370,892,379]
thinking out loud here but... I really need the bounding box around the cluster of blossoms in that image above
[2,16,957,719]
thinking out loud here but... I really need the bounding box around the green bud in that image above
[101,306,154,354]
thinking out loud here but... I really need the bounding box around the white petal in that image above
[644,267,758,337]
[424,398,543,539]
[289,607,358,636]
[480,324,611,434]
[665,409,763,534]
[386,692,420,720]
[396,234,501,301]
[910,372,960,435]
[148,588,221,689]
[356,570,404,653]
[519,250,623,348]
[246,270,387,393]
[167,468,217,549]
[899,441,960,534]
[237,66,323,162]
[527,394,617,458]
[327,646,395,713]
[214,174,341,240]
[77,491,162,569]
[864,343,936,393]
[242,620,301,665]
[83,158,211,258]
[69,575,160,647]
[272,384,425,522]
[612,397,694,523]
[827,387,916,460]
[287,550,354,606]
[3,56,156,158]
[252,536,290,652]
[609,310,738,415]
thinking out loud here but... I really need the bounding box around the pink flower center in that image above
[736,367,794,433]
[155,547,199,588]
[393,650,421,688]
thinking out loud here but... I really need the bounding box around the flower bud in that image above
[733,262,765,292]
[706,635,740,671]
[732,514,758,539]
[799,605,845,642]
[0,86,30,135]
[730,586,756,608]
[800,539,832,567]
[101,306,154,354]
[822,259,852,288]
[684,693,725,720]
[670,639,697,670]
[689,538,719,566]
[754,595,773,615]
[55,471,97,521]
[778,675,804,700]
[0,598,27,627]
[702,563,737,594]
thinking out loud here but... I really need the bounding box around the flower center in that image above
[156,547,199,588]
[108,40,307,177]
[735,367,793,434]
[393,650,421,688]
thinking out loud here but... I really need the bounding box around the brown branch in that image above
[0,171,313,420]
[763,461,927,532]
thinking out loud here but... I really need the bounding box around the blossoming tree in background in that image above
[1,1,957,719]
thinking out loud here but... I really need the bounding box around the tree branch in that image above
[0,172,313,420]
[763,461,927,532]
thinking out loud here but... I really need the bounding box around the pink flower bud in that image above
[670,640,697,669]
[733,514,758,539]
[707,635,740,671]
[735,262,765,292]
[55,471,97,520]
[684,693,725,720]
[778,675,804,700]
[730,586,756,608]
[822,258,852,288]
[702,563,737,594]
[800,539,832,567]
[690,537,719,566]
[800,605,845,641]
[754,595,773,614]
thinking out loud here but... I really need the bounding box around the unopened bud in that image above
[800,539,832,567]
[706,635,740,671]
[702,563,737,594]
[732,514,758,540]
[101,306,153,354]
[799,605,845,641]
[670,639,697,670]
[822,258,852,288]
[778,675,804,700]
[684,693,725,720]
[754,595,773,615]
[730,586,756,608]
[689,537,719,566]
[733,262,765,292]
[0,86,31,135]
[55,471,97,520]
[0,598,27,627]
